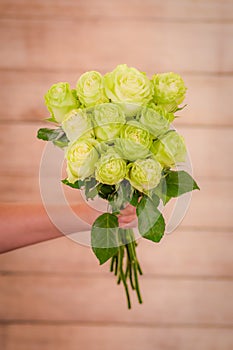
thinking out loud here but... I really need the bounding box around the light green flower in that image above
[150,130,187,167]
[115,120,152,161]
[45,83,79,123]
[117,103,143,118]
[95,150,127,185]
[147,102,175,122]
[152,72,187,112]
[92,103,126,141]
[139,106,170,138]
[127,158,162,193]
[66,138,99,182]
[104,64,153,108]
[62,109,94,142]
[76,71,109,107]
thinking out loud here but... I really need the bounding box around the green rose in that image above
[147,102,175,122]
[62,109,94,142]
[92,103,126,141]
[115,120,152,161]
[127,158,162,193]
[76,71,109,107]
[139,106,170,138]
[45,83,79,123]
[104,64,153,110]
[95,150,127,185]
[152,72,187,112]
[66,138,99,182]
[150,130,187,167]
[117,103,143,118]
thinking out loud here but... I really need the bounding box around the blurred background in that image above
[0,0,232,349]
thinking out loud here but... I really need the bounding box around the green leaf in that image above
[62,177,98,198]
[91,213,119,265]
[85,186,98,200]
[37,128,69,148]
[37,128,62,141]
[53,133,69,148]
[165,170,200,198]
[84,177,98,200]
[109,180,134,212]
[175,104,187,112]
[62,178,84,189]
[153,178,170,205]
[130,189,141,207]
[118,180,133,204]
[136,195,165,242]
[150,193,160,207]
[96,183,117,201]
[45,116,58,123]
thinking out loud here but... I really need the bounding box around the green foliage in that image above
[37,128,68,148]
[96,183,117,201]
[62,177,98,200]
[130,189,141,207]
[136,194,165,242]
[153,170,199,204]
[91,213,119,265]
[84,178,98,199]
[165,170,199,198]
[61,178,84,189]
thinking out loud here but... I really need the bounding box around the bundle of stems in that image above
[110,228,143,309]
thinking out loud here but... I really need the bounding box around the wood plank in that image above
[180,178,232,229]
[0,71,232,127]
[1,324,233,350]
[0,275,232,325]
[0,176,41,203]
[0,0,232,21]
[0,124,232,179]
[0,230,232,278]
[174,127,232,180]
[0,19,231,73]
[0,326,5,350]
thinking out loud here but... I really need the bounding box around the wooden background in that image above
[0,0,233,349]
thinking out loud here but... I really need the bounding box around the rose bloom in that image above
[76,71,109,107]
[104,64,153,104]
[66,138,99,182]
[45,82,79,123]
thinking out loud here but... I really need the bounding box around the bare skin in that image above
[0,203,136,254]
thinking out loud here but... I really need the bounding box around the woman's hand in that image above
[72,202,137,228]
[118,204,137,228]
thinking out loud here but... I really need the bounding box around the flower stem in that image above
[125,244,135,290]
[110,255,116,272]
[109,228,143,308]
[119,245,131,309]
[127,238,143,304]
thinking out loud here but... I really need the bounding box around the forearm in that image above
[0,203,136,254]
[0,204,62,253]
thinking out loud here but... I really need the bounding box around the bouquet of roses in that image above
[37,64,199,309]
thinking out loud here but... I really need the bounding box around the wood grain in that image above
[0,324,233,350]
[0,0,232,21]
[179,178,232,229]
[0,19,231,73]
[0,230,232,278]
[0,71,232,126]
[0,275,233,325]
